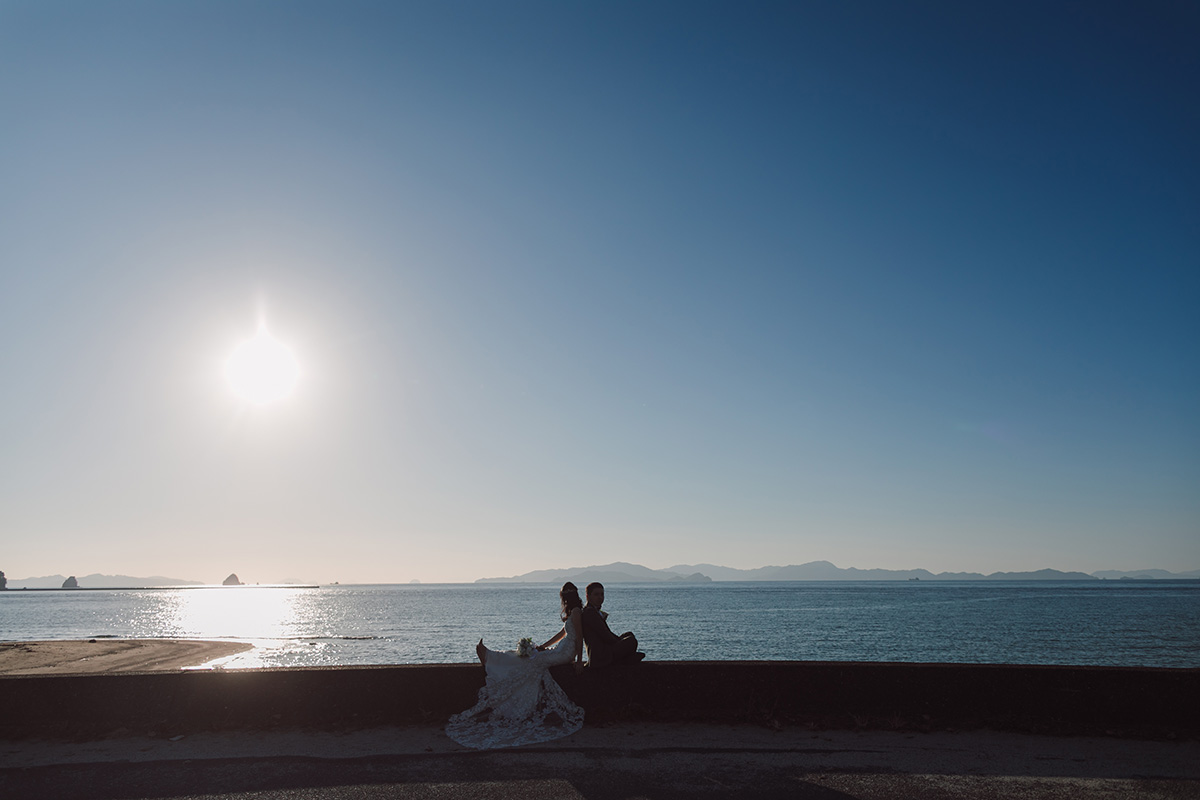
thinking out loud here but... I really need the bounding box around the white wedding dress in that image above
[445,622,585,749]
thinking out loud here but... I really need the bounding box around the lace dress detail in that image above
[445,623,584,749]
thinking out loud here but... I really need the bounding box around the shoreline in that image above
[0,639,254,675]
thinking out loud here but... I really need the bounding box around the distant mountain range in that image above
[477,561,1200,583]
[6,563,1197,589]
[477,562,712,584]
[1091,568,1200,580]
[663,562,1106,581]
[4,574,205,589]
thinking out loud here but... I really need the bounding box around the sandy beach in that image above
[0,640,253,675]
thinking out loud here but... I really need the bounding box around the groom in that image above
[581,582,645,668]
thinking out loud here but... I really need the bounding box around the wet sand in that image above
[0,640,252,675]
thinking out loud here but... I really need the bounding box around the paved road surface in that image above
[3,723,1197,799]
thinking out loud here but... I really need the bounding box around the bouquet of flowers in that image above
[517,637,535,658]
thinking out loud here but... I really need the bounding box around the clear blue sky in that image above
[2,1,1196,583]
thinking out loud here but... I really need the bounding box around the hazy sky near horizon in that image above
[2,1,1197,584]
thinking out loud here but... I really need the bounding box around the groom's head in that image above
[586,582,604,608]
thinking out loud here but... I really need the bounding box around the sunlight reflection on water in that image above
[167,587,305,639]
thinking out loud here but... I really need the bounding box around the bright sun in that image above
[225,326,300,405]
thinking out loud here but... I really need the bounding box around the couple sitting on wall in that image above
[446,581,645,749]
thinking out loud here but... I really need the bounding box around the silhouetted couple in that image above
[446,580,645,749]
[580,581,646,668]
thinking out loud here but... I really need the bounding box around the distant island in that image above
[3,573,207,590]
[477,560,1200,584]
[0,573,271,590]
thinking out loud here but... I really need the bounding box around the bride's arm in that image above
[538,625,566,650]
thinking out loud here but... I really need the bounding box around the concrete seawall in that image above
[3,661,1196,740]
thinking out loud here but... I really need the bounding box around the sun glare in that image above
[225,325,300,405]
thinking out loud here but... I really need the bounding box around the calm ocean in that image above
[2,582,1197,670]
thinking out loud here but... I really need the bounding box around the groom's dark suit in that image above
[581,605,640,668]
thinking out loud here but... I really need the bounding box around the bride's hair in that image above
[560,582,582,621]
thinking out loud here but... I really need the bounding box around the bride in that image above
[445,582,586,749]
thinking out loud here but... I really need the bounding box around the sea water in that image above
[1,581,1197,669]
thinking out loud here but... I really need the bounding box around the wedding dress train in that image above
[445,625,584,749]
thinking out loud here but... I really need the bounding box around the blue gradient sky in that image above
[2,2,1196,583]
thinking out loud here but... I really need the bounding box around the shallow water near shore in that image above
[2,581,1197,670]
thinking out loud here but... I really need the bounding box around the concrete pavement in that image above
[3,722,1197,799]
